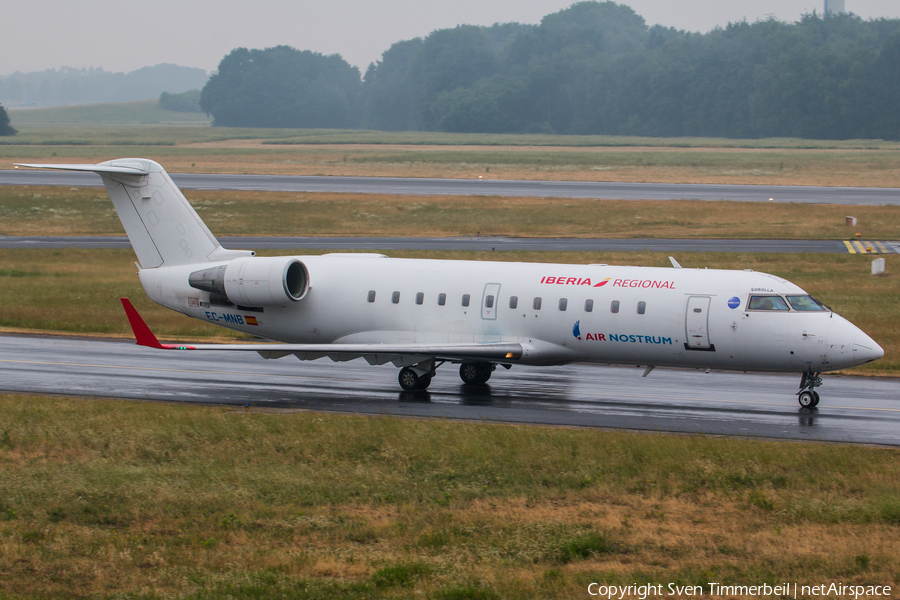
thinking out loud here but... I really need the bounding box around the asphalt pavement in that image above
[2,169,899,204]
[1,334,897,445]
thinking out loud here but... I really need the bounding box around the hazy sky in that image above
[3,0,899,76]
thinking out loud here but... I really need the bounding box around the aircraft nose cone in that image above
[852,331,885,364]
[826,317,883,368]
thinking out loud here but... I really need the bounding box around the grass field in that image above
[0,248,896,375]
[6,102,900,149]
[7,100,212,127]
[3,118,900,186]
[0,393,897,599]
[3,186,900,240]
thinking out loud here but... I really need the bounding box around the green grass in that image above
[8,100,900,148]
[0,248,897,374]
[263,129,900,150]
[0,393,897,598]
[7,100,212,127]
[3,186,900,240]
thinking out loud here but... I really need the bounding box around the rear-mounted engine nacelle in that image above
[189,256,309,306]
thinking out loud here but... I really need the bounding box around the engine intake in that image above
[189,257,309,306]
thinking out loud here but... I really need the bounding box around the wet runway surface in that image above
[3,170,899,205]
[0,235,866,253]
[2,334,897,446]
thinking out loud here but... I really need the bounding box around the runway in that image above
[3,169,899,205]
[1,334,897,445]
[2,235,897,254]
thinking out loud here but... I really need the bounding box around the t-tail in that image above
[14,159,253,267]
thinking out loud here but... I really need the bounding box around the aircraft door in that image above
[685,296,712,349]
[481,283,501,320]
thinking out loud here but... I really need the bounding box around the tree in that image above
[0,103,15,136]
[200,46,362,128]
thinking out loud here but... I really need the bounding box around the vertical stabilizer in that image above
[14,159,253,268]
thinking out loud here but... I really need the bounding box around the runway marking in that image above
[844,241,856,254]
[875,241,889,254]
[2,358,898,413]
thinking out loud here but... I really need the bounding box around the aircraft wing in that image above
[121,299,522,365]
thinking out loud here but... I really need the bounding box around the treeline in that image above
[0,104,14,136]
[0,64,208,109]
[200,1,900,140]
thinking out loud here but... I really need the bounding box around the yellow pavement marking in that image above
[853,240,867,253]
[875,241,889,254]
[844,241,857,254]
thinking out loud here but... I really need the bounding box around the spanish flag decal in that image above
[245,316,259,326]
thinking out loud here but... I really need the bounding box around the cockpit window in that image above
[748,295,790,311]
[786,295,828,311]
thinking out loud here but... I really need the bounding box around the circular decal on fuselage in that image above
[727,296,741,309]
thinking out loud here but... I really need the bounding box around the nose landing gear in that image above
[797,371,822,408]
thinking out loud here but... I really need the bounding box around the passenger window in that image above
[392,291,400,304]
[509,296,518,309]
[786,295,828,311]
[637,301,646,315]
[611,300,620,314]
[559,298,568,311]
[367,290,376,303]
[438,293,446,306]
[485,295,494,308]
[462,294,470,307]
[748,295,790,311]
[584,299,594,312]
[416,292,424,305]
[533,297,542,310]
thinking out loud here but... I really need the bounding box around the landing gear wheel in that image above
[399,367,433,391]
[416,374,432,390]
[459,363,492,385]
[798,390,816,408]
[797,371,823,408]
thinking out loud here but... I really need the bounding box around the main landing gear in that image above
[797,371,823,408]
[459,362,494,385]
[397,361,497,390]
[398,359,446,391]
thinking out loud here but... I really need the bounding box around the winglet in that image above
[120,298,194,350]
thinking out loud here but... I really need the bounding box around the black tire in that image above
[460,363,483,385]
[398,367,420,391]
[811,391,820,407]
[416,374,433,390]
[798,390,816,408]
[460,363,491,385]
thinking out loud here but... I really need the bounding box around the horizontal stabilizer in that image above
[15,162,151,176]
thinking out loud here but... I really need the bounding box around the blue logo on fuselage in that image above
[727,296,741,309]
[573,320,582,340]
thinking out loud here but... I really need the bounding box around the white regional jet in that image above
[17,159,884,406]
